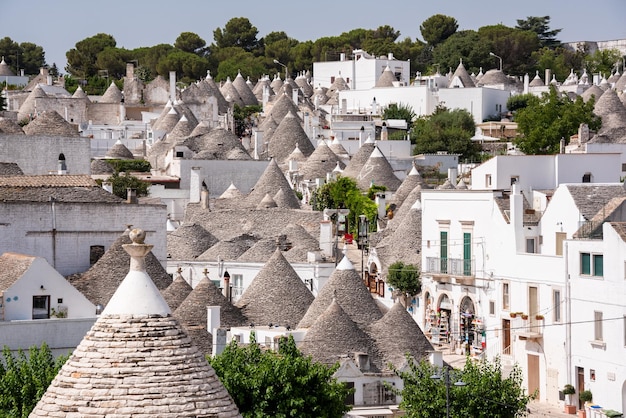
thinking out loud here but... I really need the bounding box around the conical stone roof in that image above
[356,146,402,191]
[189,120,211,136]
[299,299,380,371]
[298,140,345,180]
[152,107,180,133]
[342,135,376,179]
[252,76,274,102]
[72,229,172,308]
[72,85,90,101]
[376,66,399,87]
[295,73,313,97]
[201,71,229,114]
[220,77,245,107]
[23,110,79,137]
[0,117,24,134]
[270,73,283,91]
[236,248,314,327]
[232,71,259,106]
[105,139,134,159]
[100,81,123,103]
[167,114,195,140]
[391,164,424,207]
[450,60,475,88]
[219,182,244,199]
[257,193,278,209]
[18,84,47,121]
[298,256,383,328]
[183,128,251,160]
[594,88,626,129]
[268,93,301,123]
[529,71,544,87]
[174,273,247,331]
[387,184,424,233]
[246,158,301,208]
[266,111,314,163]
[30,229,241,418]
[368,302,433,370]
[376,201,422,270]
[90,159,114,174]
[581,85,604,103]
[197,234,259,261]
[167,222,219,260]
[161,268,193,311]
[0,56,15,76]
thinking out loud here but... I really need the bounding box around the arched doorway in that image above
[459,296,484,355]
[430,293,452,345]
[423,291,433,331]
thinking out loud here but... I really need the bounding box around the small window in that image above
[621,163,626,172]
[502,282,510,310]
[594,311,603,341]
[526,238,536,253]
[489,300,495,316]
[90,245,105,265]
[485,174,492,187]
[553,290,562,322]
[581,253,603,276]
[330,76,336,84]
[510,176,519,185]
[590,369,596,381]
[32,295,50,319]
[175,151,184,158]
[582,173,591,183]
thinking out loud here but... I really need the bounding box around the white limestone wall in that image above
[0,318,96,356]
[3,257,96,320]
[0,134,91,175]
[566,227,626,413]
[0,201,167,276]
[338,85,434,117]
[438,87,511,124]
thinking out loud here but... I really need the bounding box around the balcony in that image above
[425,257,475,285]
[516,320,543,340]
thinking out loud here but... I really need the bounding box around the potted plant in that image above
[578,390,593,418]
[563,384,576,414]
[535,314,545,320]
[521,313,529,320]
[509,312,517,318]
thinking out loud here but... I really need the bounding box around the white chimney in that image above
[102,181,113,194]
[253,131,263,160]
[523,73,529,94]
[289,160,298,172]
[340,52,346,61]
[127,188,138,204]
[207,305,221,337]
[510,184,524,252]
[448,167,458,183]
[375,193,386,220]
[292,88,298,105]
[544,69,551,86]
[189,167,202,203]
[319,220,333,257]
[169,71,176,102]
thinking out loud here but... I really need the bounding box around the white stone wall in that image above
[0,201,167,276]
[3,256,96,321]
[0,318,96,356]
[0,134,91,175]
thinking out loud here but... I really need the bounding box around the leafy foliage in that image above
[208,334,352,418]
[420,14,458,46]
[103,172,150,200]
[233,104,263,138]
[0,343,68,417]
[506,93,536,112]
[411,106,481,162]
[516,16,562,49]
[514,86,602,154]
[383,103,416,131]
[396,357,533,418]
[213,17,260,53]
[311,177,378,235]
[477,25,540,74]
[387,261,421,306]
[66,33,116,79]
[0,37,45,75]
[432,30,491,75]
[105,159,151,174]
[174,32,207,55]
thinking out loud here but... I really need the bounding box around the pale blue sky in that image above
[2,0,624,71]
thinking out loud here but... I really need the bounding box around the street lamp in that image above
[431,367,466,418]
[489,52,502,71]
[358,215,369,279]
[273,59,288,80]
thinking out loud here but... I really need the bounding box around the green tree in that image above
[386,261,421,307]
[65,33,116,79]
[585,48,623,77]
[174,32,207,55]
[312,177,379,235]
[514,86,602,154]
[516,16,562,49]
[411,106,481,162]
[18,42,45,75]
[396,357,533,418]
[531,46,586,82]
[208,334,352,418]
[95,46,130,79]
[156,50,210,84]
[432,30,491,74]
[420,14,458,46]
[506,93,535,112]
[233,104,262,137]
[104,172,150,200]
[0,343,68,417]
[477,25,540,74]
[213,17,260,53]
[383,103,416,131]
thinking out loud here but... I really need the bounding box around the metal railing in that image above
[425,257,475,276]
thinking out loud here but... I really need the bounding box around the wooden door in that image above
[502,319,511,355]
[528,354,540,399]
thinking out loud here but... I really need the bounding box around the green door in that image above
[440,231,448,273]
[463,232,471,276]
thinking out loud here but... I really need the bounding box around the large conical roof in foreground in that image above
[30,229,241,418]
